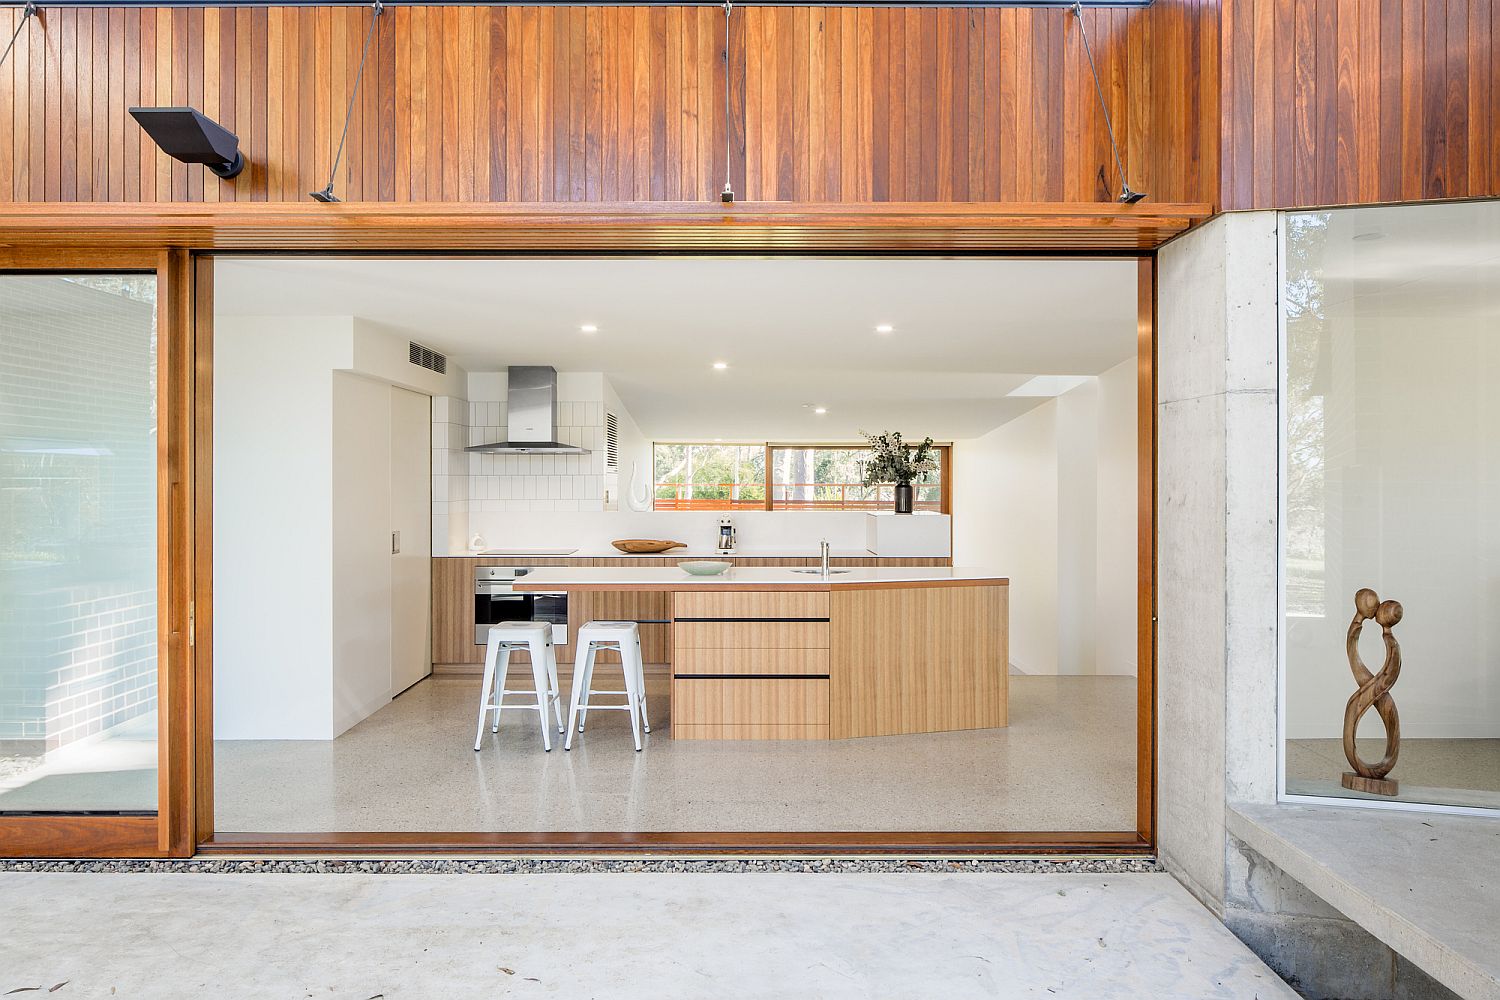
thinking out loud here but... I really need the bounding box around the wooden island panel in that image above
[673,648,831,678]
[673,591,830,620]
[671,589,834,741]
[673,621,831,651]
[673,678,831,741]
[829,585,1008,739]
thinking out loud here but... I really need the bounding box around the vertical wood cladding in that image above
[0,4,1217,206]
[1221,0,1500,209]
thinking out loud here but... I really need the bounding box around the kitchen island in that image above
[516,567,1008,740]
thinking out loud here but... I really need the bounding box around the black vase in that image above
[894,483,914,514]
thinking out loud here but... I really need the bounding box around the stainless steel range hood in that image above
[465,365,591,455]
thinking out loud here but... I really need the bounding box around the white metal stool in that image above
[565,621,650,752]
[474,621,565,752]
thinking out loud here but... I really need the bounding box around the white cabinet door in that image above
[390,385,433,693]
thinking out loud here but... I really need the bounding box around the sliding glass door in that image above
[0,273,159,816]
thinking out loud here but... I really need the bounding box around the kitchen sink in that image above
[788,568,853,575]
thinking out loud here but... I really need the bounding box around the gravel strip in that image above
[0,857,1160,875]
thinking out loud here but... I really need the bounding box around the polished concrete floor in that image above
[214,672,1137,832]
[1287,737,1500,810]
[0,871,1298,999]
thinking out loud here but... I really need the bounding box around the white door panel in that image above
[390,385,432,693]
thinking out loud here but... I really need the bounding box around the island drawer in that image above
[672,591,830,621]
[672,678,830,733]
[673,621,830,650]
[673,648,830,677]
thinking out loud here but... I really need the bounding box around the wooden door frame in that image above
[0,248,200,858]
[0,201,1176,857]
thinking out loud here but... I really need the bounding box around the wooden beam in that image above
[0,201,1213,253]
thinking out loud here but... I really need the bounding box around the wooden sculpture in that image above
[1341,588,1404,796]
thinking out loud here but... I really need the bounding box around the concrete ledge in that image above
[1229,803,1500,1000]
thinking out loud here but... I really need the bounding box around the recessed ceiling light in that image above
[580,324,598,333]
[875,324,894,334]
[814,407,828,415]
[712,361,729,370]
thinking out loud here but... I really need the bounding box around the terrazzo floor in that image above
[214,672,1138,833]
[0,870,1299,999]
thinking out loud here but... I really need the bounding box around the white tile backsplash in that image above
[431,376,622,553]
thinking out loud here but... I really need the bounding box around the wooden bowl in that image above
[611,538,688,554]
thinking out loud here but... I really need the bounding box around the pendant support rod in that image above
[1071,0,1145,204]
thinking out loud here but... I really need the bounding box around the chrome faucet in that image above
[820,539,831,576]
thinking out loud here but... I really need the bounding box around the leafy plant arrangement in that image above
[859,430,938,487]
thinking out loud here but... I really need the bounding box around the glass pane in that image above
[653,443,764,510]
[1282,200,1500,812]
[0,274,159,813]
[770,446,943,511]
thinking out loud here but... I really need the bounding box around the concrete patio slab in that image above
[0,871,1297,999]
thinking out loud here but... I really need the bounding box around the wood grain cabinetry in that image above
[669,579,1007,741]
[829,584,1008,739]
[432,556,946,670]
[671,589,834,741]
[673,678,831,741]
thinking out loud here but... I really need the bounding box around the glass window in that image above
[653,443,766,510]
[1281,200,1500,812]
[770,445,944,512]
[0,274,159,813]
[652,442,948,512]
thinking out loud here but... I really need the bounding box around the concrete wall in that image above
[1225,837,1458,1000]
[1156,211,1280,911]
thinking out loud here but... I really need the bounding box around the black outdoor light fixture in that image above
[129,106,246,180]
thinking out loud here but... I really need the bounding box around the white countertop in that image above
[513,566,1007,589]
[461,549,898,560]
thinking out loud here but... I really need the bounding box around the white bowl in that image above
[678,560,733,576]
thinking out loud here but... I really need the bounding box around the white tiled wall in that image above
[430,394,471,554]
[465,398,608,513]
[431,378,614,554]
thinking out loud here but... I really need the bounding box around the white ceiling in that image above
[214,256,1139,439]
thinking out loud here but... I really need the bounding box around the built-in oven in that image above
[474,567,569,646]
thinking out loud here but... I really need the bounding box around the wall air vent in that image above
[408,341,447,375]
[605,412,620,470]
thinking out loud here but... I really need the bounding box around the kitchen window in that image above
[653,443,948,513]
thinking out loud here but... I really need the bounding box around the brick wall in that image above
[0,275,158,752]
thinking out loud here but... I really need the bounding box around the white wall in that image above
[213,317,344,740]
[215,316,443,739]
[953,402,1060,674]
[604,376,653,512]
[1095,360,1140,675]
[465,508,925,556]
[951,358,1137,676]
[1057,378,1101,674]
[331,372,397,737]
